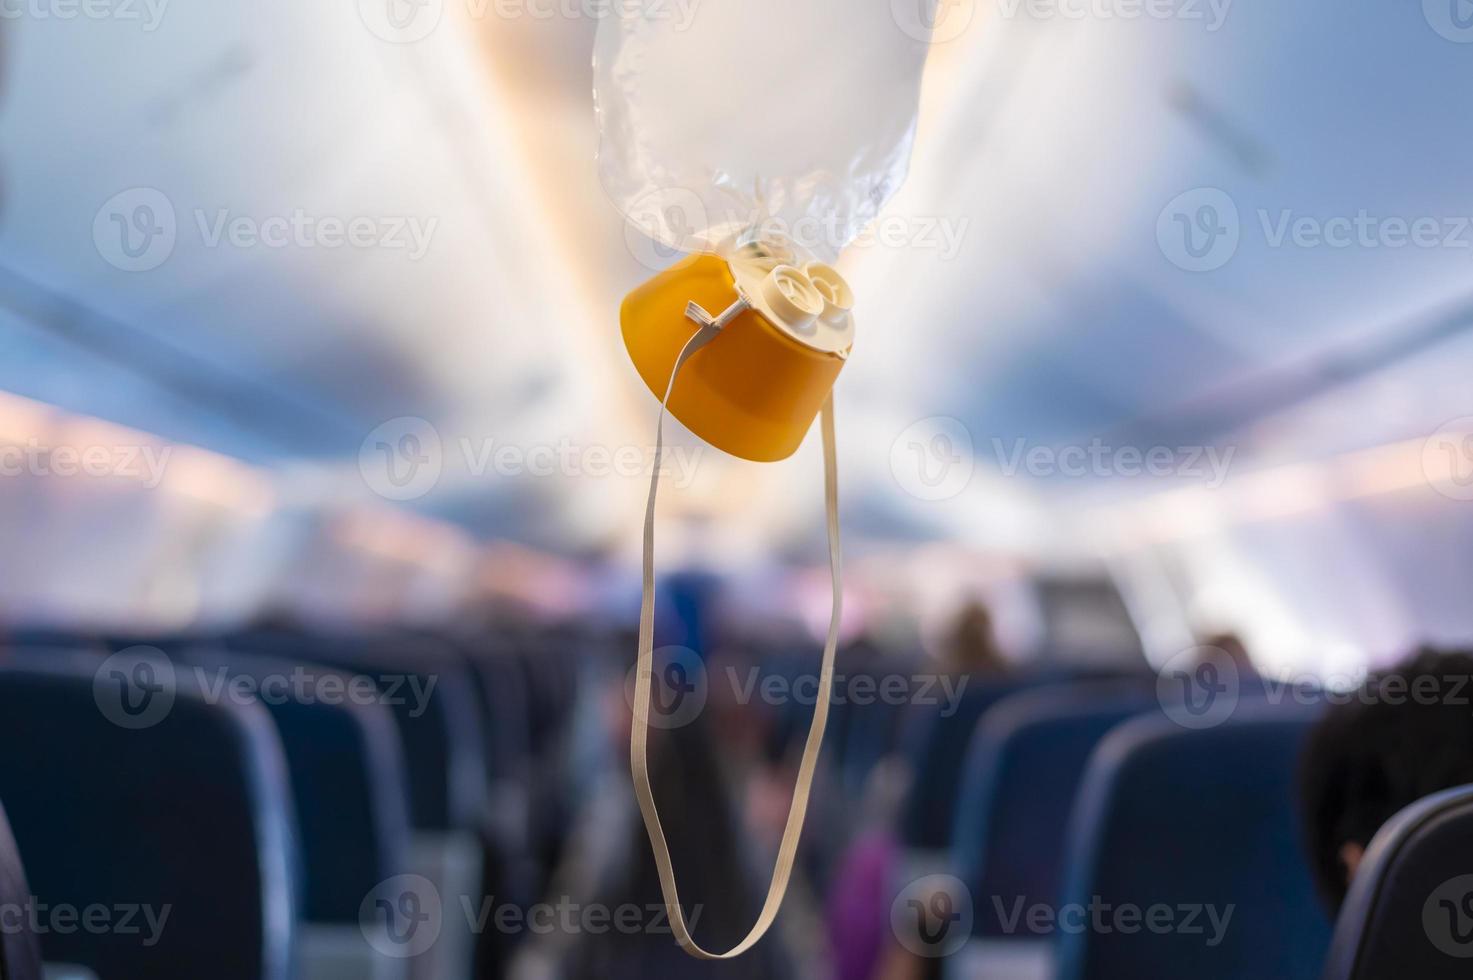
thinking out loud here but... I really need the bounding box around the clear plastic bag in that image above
[594,0,933,262]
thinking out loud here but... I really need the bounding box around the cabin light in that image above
[0,389,57,446]
[161,446,275,519]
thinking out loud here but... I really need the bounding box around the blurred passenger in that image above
[245,604,303,630]
[939,599,1008,677]
[1299,647,1473,912]
[827,607,1011,980]
[827,829,900,980]
[513,666,797,980]
[1200,630,1259,680]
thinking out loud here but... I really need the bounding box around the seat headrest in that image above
[900,676,1051,850]
[180,650,413,925]
[1053,705,1331,980]
[0,659,298,980]
[0,799,44,980]
[225,632,488,832]
[951,682,1156,938]
[1324,784,1473,978]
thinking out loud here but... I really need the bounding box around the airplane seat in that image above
[459,648,541,978]
[228,633,490,824]
[945,682,1157,980]
[0,657,298,980]
[0,799,44,980]
[834,672,911,804]
[898,672,1071,863]
[513,640,583,892]
[842,693,907,789]
[517,638,580,749]
[0,631,108,656]
[0,631,199,657]
[1053,706,1332,980]
[1321,784,1473,979]
[227,633,489,980]
[465,649,532,788]
[761,644,909,809]
[179,651,415,980]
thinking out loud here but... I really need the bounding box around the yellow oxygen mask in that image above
[618,241,849,960]
[594,0,931,959]
[621,240,854,462]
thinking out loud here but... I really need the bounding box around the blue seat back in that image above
[951,682,1156,937]
[0,658,298,980]
[1323,784,1473,979]
[181,650,412,925]
[901,673,1073,850]
[462,649,531,787]
[0,800,42,980]
[834,689,908,801]
[818,648,923,802]
[1054,707,1331,979]
[515,637,578,752]
[0,631,199,657]
[227,631,487,833]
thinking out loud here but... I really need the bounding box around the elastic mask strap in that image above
[630,304,843,960]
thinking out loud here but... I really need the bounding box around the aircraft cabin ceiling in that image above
[0,0,1469,555]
